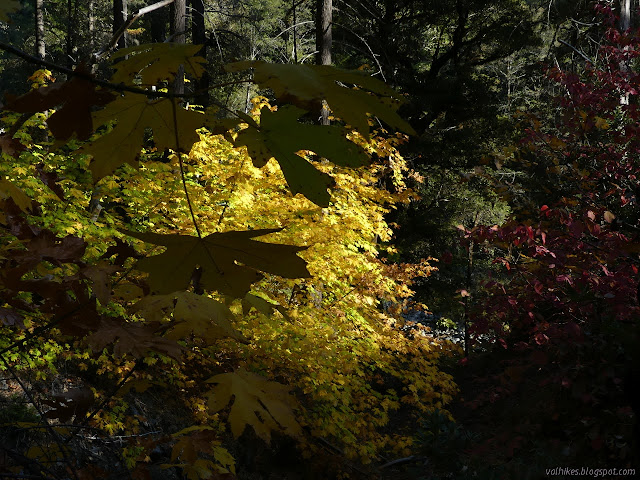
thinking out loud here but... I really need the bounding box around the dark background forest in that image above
[1,0,640,479]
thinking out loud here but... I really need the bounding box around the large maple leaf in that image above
[234,105,369,206]
[85,317,183,359]
[83,93,203,181]
[110,43,206,86]
[4,64,115,141]
[132,291,247,344]
[123,228,310,298]
[0,178,32,213]
[206,369,302,443]
[226,61,415,137]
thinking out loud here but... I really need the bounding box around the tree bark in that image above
[113,0,128,50]
[315,0,332,66]
[315,0,332,125]
[66,0,76,67]
[88,0,95,52]
[621,0,632,31]
[173,0,186,97]
[620,0,634,105]
[190,0,208,108]
[35,0,45,61]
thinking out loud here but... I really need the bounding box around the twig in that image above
[558,39,594,64]
[379,455,426,469]
[0,355,80,480]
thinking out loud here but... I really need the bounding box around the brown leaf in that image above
[80,261,120,305]
[5,63,115,141]
[86,318,183,359]
[42,387,94,423]
[100,239,140,266]
[0,134,25,156]
[35,164,65,200]
[0,307,25,328]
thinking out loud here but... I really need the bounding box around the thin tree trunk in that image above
[315,0,332,125]
[113,0,128,50]
[292,0,298,63]
[621,0,632,31]
[315,0,332,66]
[620,0,634,105]
[88,0,95,53]
[35,0,45,61]
[190,0,208,108]
[66,0,76,67]
[173,0,186,97]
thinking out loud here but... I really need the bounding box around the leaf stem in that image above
[170,96,202,238]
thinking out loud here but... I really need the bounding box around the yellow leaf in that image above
[206,369,302,443]
[594,116,610,130]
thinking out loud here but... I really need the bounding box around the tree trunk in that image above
[621,0,632,31]
[190,0,208,108]
[88,0,95,53]
[173,0,186,97]
[113,0,128,50]
[315,0,332,125]
[35,0,45,61]
[315,0,332,66]
[66,0,76,68]
[620,0,634,105]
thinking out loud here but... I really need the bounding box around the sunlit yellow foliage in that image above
[106,100,459,462]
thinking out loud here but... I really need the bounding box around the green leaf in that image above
[123,228,310,298]
[83,94,203,181]
[233,105,369,206]
[133,291,248,344]
[110,43,206,86]
[206,369,302,443]
[226,61,415,137]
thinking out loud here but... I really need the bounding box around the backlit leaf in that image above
[4,64,115,141]
[234,105,369,206]
[206,369,302,443]
[0,178,32,213]
[84,94,203,181]
[226,61,415,137]
[132,291,247,344]
[110,43,206,86]
[86,317,183,359]
[123,228,310,298]
[242,293,289,320]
